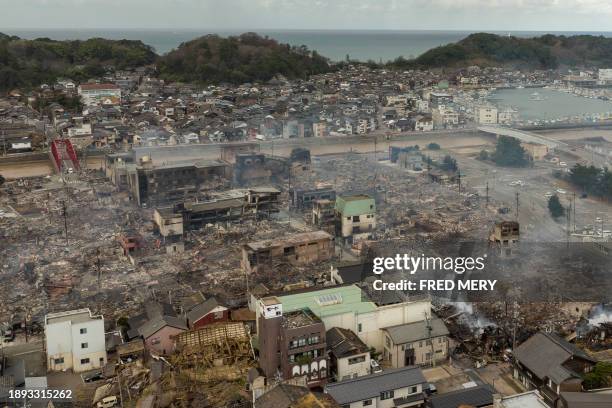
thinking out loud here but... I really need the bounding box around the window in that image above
[80,358,90,364]
[81,342,88,349]
[380,390,394,400]
[54,357,64,364]
[298,338,307,347]
[410,386,417,394]
[358,323,362,333]
[385,336,391,347]
[363,400,373,406]
[352,215,360,222]
[80,328,87,334]
[308,335,319,345]
[348,355,366,365]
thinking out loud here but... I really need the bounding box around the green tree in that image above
[427,142,441,150]
[492,136,528,167]
[548,195,565,218]
[583,362,612,390]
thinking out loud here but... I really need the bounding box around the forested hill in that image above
[0,33,157,90]
[157,33,333,84]
[392,33,612,69]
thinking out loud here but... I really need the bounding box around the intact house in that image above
[186,297,229,329]
[325,365,427,408]
[335,195,376,244]
[512,332,598,404]
[45,308,107,373]
[242,231,334,274]
[428,384,494,408]
[382,317,449,367]
[258,297,328,388]
[327,327,371,381]
[126,301,188,355]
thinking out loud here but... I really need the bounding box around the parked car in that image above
[370,359,382,374]
[96,396,118,408]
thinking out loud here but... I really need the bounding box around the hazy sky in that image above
[1,0,611,32]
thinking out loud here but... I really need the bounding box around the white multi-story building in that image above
[77,83,121,106]
[476,105,498,124]
[45,309,107,373]
[598,68,612,82]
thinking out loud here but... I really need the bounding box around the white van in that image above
[96,396,118,408]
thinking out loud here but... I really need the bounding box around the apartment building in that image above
[45,309,107,373]
[258,298,328,387]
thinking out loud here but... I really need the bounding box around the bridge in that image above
[49,139,80,174]
[477,125,568,149]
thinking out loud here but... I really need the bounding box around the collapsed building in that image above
[489,220,520,256]
[153,187,281,250]
[241,231,335,274]
[290,187,336,209]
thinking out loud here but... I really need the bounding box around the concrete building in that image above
[325,365,427,408]
[489,221,520,256]
[291,187,336,210]
[327,327,371,381]
[477,106,498,125]
[335,195,376,243]
[125,156,230,207]
[258,297,328,387]
[45,309,107,373]
[242,231,334,274]
[78,83,121,106]
[255,284,432,353]
[312,199,336,234]
[382,318,449,367]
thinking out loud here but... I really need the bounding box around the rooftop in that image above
[45,308,101,326]
[500,391,549,408]
[282,308,321,329]
[326,327,369,358]
[244,230,332,251]
[383,317,449,345]
[79,83,120,90]
[325,366,426,405]
[277,284,376,318]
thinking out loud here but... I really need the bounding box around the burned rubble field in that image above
[0,151,606,330]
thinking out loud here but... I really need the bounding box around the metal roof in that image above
[325,366,426,405]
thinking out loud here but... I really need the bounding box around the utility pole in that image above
[572,192,576,232]
[457,171,461,195]
[373,137,377,161]
[61,200,69,246]
[515,191,520,220]
[566,201,572,248]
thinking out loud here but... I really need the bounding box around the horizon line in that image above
[3,27,612,33]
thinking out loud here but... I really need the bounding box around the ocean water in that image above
[5,29,612,62]
[490,88,612,121]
